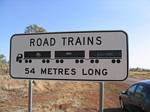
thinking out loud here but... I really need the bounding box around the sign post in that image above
[28,80,32,112]
[99,82,104,112]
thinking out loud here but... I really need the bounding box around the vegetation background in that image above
[0,24,150,112]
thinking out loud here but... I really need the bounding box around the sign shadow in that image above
[104,108,122,112]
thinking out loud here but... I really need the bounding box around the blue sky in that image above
[0,0,150,69]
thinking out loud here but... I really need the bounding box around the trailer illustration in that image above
[89,50,122,63]
[16,50,122,64]
[55,50,85,63]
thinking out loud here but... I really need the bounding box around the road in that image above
[104,78,140,112]
[123,78,140,85]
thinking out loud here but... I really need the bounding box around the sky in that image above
[0,0,150,69]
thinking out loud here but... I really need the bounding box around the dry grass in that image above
[129,71,150,80]
[0,73,100,112]
[1,69,150,112]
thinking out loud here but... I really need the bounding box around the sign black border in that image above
[10,30,128,81]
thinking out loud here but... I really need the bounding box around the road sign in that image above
[10,31,128,81]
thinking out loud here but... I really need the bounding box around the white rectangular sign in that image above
[10,31,128,81]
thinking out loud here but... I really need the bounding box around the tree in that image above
[24,24,46,85]
[0,54,8,74]
[0,54,7,64]
[24,24,46,33]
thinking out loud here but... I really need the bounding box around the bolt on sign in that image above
[10,31,128,81]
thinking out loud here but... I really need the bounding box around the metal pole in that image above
[28,80,32,112]
[99,82,104,112]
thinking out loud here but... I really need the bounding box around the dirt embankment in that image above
[0,71,149,112]
[0,74,100,112]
